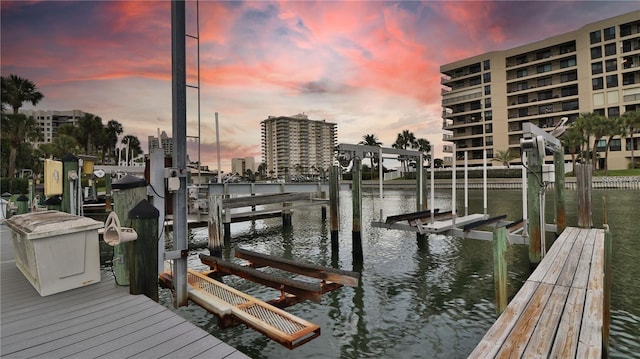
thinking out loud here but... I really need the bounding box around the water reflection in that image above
[157,189,639,359]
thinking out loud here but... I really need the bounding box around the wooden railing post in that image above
[554,148,566,235]
[208,193,223,257]
[329,165,340,254]
[603,224,612,356]
[352,157,363,263]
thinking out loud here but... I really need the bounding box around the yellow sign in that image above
[44,159,63,196]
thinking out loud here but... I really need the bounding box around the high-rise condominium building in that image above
[231,157,256,175]
[441,10,640,170]
[261,113,337,179]
[148,130,173,157]
[19,109,86,145]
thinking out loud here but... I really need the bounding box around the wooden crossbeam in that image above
[222,193,311,209]
[199,254,323,303]
[385,209,439,224]
[234,248,360,287]
[463,215,507,232]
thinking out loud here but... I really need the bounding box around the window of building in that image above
[470,100,482,110]
[591,46,602,59]
[603,26,615,41]
[483,59,490,70]
[559,41,576,54]
[560,57,576,68]
[485,98,492,108]
[485,136,493,145]
[591,62,603,75]
[484,111,492,121]
[606,74,618,88]
[483,72,491,83]
[517,94,528,104]
[470,63,481,73]
[516,55,528,65]
[590,30,601,44]
[610,138,622,151]
[608,106,620,118]
[620,23,632,37]
[597,139,607,151]
[485,123,493,133]
[469,76,482,86]
[623,72,636,85]
[536,49,551,60]
[537,77,552,87]
[516,81,528,91]
[604,43,616,56]
[519,108,529,117]
[537,63,552,73]
[517,69,528,78]
[484,85,491,95]
[538,90,553,101]
[539,104,553,114]
[593,77,604,90]
[561,85,578,97]
[562,100,579,111]
[560,71,577,83]
[605,59,617,72]
[594,108,606,116]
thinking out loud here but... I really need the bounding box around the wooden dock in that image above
[0,225,249,359]
[469,226,610,358]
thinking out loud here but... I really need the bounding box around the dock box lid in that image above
[5,210,103,240]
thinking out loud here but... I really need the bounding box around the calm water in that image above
[159,188,640,359]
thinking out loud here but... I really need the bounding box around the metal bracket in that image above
[164,249,188,260]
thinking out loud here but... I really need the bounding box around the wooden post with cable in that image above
[129,199,159,301]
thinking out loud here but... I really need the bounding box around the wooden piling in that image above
[527,150,542,266]
[329,165,339,253]
[321,191,327,221]
[352,157,363,263]
[16,194,29,215]
[104,173,112,212]
[208,193,224,257]
[493,226,508,313]
[576,163,593,228]
[282,202,292,228]
[128,199,159,301]
[112,174,147,286]
[554,149,566,235]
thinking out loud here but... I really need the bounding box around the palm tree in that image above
[415,138,431,164]
[1,74,44,114]
[392,130,417,175]
[561,126,584,175]
[121,135,142,165]
[622,110,640,168]
[492,148,519,168]
[576,112,609,170]
[76,113,104,155]
[434,158,444,168]
[39,134,79,159]
[1,75,44,190]
[359,134,382,178]
[103,120,123,164]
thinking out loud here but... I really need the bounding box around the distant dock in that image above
[0,225,249,359]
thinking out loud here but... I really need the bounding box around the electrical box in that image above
[167,177,180,191]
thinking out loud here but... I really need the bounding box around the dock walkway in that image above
[469,226,609,358]
[0,224,249,359]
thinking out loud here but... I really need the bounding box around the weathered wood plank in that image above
[467,281,539,358]
[572,229,597,290]
[577,230,605,358]
[540,228,580,285]
[555,228,590,287]
[522,285,569,357]
[549,287,586,358]
[495,283,554,358]
[526,227,575,283]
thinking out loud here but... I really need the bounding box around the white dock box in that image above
[6,210,103,296]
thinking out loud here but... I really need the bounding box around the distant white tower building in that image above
[261,113,337,179]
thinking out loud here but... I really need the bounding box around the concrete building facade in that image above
[261,113,337,179]
[440,11,640,170]
[19,109,86,145]
[231,157,256,175]
[148,130,173,157]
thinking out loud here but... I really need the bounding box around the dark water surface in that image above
[159,189,639,358]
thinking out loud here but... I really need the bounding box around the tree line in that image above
[1,74,143,192]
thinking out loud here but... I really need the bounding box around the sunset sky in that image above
[2,1,638,170]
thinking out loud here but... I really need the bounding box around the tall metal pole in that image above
[216,112,221,183]
[171,0,188,307]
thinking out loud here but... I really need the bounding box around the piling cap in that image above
[61,153,78,162]
[44,196,62,205]
[112,174,147,190]
[16,194,29,202]
[128,199,159,219]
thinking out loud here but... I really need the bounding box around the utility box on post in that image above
[5,210,103,296]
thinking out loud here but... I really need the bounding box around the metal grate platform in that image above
[186,269,320,349]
